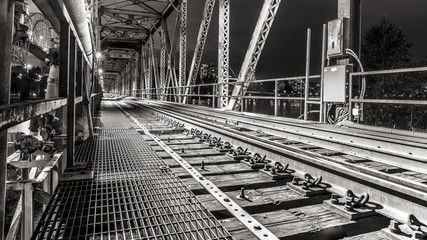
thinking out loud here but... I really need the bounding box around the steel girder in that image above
[163,18,178,102]
[101,8,160,19]
[150,36,161,99]
[142,46,151,98]
[101,11,151,32]
[179,0,187,103]
[126,0,161,16]
[183,0,216,104]
[218,0,230,108]
[160,25,167,101]
[226,0,282,111]
[142,46,146,97]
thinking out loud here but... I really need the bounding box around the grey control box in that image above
[323,65,352,103]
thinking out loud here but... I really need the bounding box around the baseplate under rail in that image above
[31,101,233,240]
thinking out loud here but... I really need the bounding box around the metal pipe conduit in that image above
[64,0,93,63]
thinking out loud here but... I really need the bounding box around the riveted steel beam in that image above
[101,25,149,34]
[227,0,282,110]
[127,0,161,15]
[100,7,160,18]
[142,46,151,98]
[218,0,230,108]
[183,0,216,104]
[178,0,187,103]
[150,36,160,99]
[160,23,167,100]
[101,11,147,30]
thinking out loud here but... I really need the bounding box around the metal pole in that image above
[320,24,327,123]
[0,1,14,238]
[212,84,216,108]
[198,85,201,106]
[303,28,311,121]
[274,80,278,117]
[21,169,33,240]
[349,75,353,120]
[67,35,76,168]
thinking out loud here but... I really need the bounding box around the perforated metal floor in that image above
[31,101,233,240]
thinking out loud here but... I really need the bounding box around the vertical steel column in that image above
[320,24,327,122]
[218,0,230,108]
[140,47,145,98]
[59,22,70,174]
[337,0,362,65]
[0,1,14,238]
[21,178,33,239]
[77,51,83,97]
[142,47,150,99]
[274,80,278,116]
[150,37,160,99]
[226,0,282,110]
[303,28,311,121]
[179,0,187,103]
[160,28,166,100]
[67,35,76,167]
[147,46,153,98]
[59,24,70,98]
[129,58,133,96]
[183,0,216,104]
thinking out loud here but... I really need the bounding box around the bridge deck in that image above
[31,101,232,240]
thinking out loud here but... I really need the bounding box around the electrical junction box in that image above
[323,65,352,103]
[327,18,350,57]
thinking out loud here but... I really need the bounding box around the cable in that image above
[346,48,366,99]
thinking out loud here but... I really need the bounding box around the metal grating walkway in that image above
[31,101,233,240]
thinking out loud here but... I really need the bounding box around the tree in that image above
[360,16,427,130]
[362,16,412,70]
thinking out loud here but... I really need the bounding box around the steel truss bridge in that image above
[0,0,427,240]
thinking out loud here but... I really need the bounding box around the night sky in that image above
[168,0,427,79]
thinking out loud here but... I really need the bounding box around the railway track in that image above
[114,99,427,240]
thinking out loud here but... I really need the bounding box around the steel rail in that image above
[126,101,427,225]
[139,100,427,174]
[117,103,279,240]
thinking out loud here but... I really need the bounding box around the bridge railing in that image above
[124,74,322,120]
[348,66,427,131]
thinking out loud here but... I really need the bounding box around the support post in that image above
[77,51,83,97]
[218,0,230,108]
[59,24,70,98]
[160,26,167,101]
[0,1,14,238]
[337,0,362,65]
[150,38,160,99]
[67,35,76,167]
[59,22,70,174]
[21,181,33,240]
[274,80,278,116]
[304,28,311,121]
[320,24,327,122]
[179,0,187,103]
